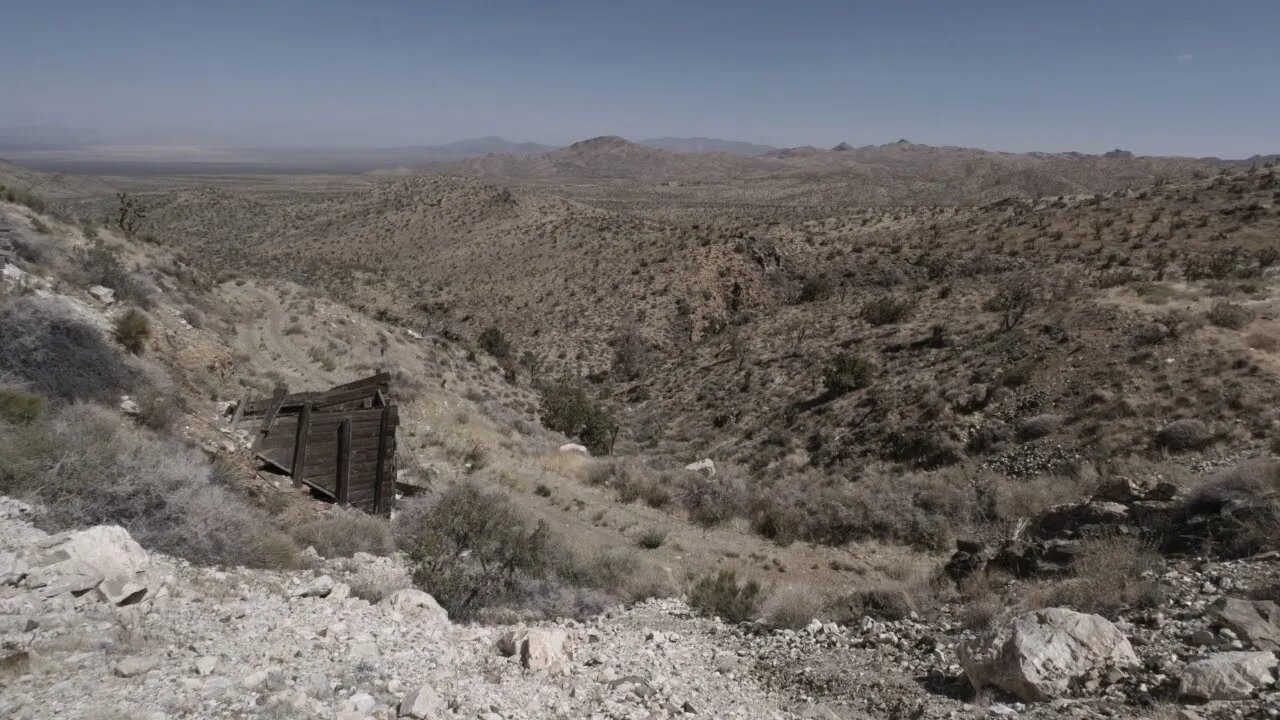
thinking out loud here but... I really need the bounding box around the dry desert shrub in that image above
[0,403,300,569]
[1024,535,1163,616]
[288,508,395,558]
[688,569,762,623]
[1155,418,1213,451]
[1179,459,1280,556]
[764,584,828,630]
[346,562,412,603]
[1205,300,1251,330]
[0,297,140,404]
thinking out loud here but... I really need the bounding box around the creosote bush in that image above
[0,403,300,569]
[114,308,152,355]
[860,294,914,326]
[397,483,667,621]
[478,326,512,359]
[822,353,876,396]
[539,381,619,455]
[688,569,761,623]
[397,483,558,620]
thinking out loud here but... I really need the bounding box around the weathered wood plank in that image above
[290,402,312,485]
[337,419,351,505]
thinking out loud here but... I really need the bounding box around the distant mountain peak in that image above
[569,136,637,152]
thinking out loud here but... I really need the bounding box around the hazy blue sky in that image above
[2,1,1277,156]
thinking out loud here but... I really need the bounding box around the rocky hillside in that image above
[136,164,1280,483]
[3,495,1279,719]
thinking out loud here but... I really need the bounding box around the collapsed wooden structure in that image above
[234,373,398,515]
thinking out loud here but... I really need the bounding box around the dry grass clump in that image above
[587,460,673,508]
[1205,300,1251,330]
[860,294,915,326]
[635,527,667,549]
[1155,418,1213,451]
[1245,331,1279,352]
[764,585,828,630]
[0,297,140,404]
[288,508,395,558]
[1177,460,1280,557]
[1025,535,1163,617]
[1017,414,1064,441]
[825,574,945,624]
[345,562,412,603]
[0,403,300,569]
[0,387,44,425]
[749,471,971,551]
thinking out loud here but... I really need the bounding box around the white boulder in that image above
[959,607,1138,701]
[23,525,154,605]
[496,627,572,676]
[88,285,115,304]
[382,588,449,625]
[558,443,589,455]
[684,459,716,476]
[398,683,444,718]
[1179,651,1277,701]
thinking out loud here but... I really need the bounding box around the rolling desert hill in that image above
[128,158,1280,492]
[431,136,1237,207]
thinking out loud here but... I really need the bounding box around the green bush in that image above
[822,353,876,396]
[688,569,761,623]
[397,483,557,620]
[113,308,152,355]
[539,381,619,455]
[0,404,300,569]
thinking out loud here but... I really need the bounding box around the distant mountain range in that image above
[0,130,779,174]
[638,137,776,156]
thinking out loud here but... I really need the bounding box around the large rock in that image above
[1031,501,1129,539]
[496,627,572,676]
[1210,598,1280,652]
[1178,651,1277,701]
[114,655,160,678]
[382,588,449,625]
[291,574,335,598]
[398,683,444,718]
[684,459,716,476]
[0,551,26,586]
[960,608,1138,701]
[1094,476,1179,504]
[22,525,154,604]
